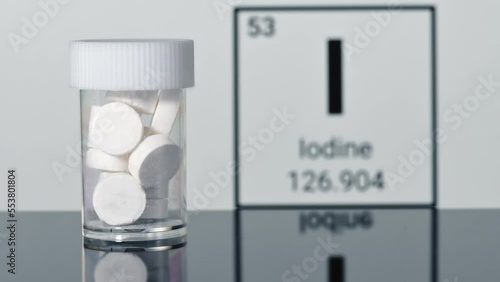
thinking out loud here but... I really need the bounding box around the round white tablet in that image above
[87,106,101,148]
[106,90,159,115]
[150,89,181,136]
[128,134,182,188]
[93,173,146,226]
[85,148,128,172]
[94,253,147,282]
[89,102,143,156]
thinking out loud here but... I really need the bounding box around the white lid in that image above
[70,39,194,90]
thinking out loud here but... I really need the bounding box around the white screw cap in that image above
[70,39,194,90]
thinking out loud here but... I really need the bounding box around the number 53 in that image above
[248,16,275,37]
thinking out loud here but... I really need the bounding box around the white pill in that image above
[87,106,101,148]
[89,102,143,156]
[99,173,168,197]
[150,89,182,136]
[106,90,159,115]
[140,198,169,219]
[94,253,147,282]
[128,134,182,188]
[93,173,146,226]
[85,148,128,172]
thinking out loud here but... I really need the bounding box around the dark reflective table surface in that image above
[0,209,499,281]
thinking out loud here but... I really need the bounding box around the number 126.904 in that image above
[289,169,384,193]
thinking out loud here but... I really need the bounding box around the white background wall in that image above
[0,0,498,211]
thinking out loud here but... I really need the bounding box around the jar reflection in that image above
[84,241,186,282]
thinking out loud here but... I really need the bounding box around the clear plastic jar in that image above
[70,39,194,242]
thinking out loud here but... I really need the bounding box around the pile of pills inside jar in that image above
[86,90,182,226]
